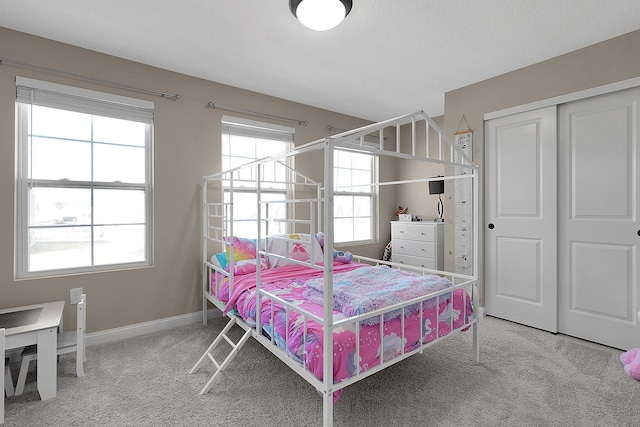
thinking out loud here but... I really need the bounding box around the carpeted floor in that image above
[4,315,639,426]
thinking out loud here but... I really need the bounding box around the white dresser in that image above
[391,221,444,270]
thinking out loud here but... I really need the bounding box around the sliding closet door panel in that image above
[558,87,640,350]
[485,106,557,332]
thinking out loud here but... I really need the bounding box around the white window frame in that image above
[221,116,294,239]
[15,77,153,279]
[333,148,376,244]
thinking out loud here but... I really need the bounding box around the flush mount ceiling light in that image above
[289,0,353,31]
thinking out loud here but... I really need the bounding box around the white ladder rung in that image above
[222,334,235,347]
[190,316,252,395]
[207,353,221,370]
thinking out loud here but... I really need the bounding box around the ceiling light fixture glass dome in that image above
[290,0,353,31]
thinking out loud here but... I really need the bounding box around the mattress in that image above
[211,262,473,400]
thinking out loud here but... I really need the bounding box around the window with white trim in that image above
[221,116,293,238]
[333,149,375,243]
[16,77,153,278]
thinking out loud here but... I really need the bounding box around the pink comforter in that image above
[211,263,473,401]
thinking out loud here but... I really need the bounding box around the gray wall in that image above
[442,29,640,305]
[0,27,390,332]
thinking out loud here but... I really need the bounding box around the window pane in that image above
[262,162,288,190]
[334,218,354,243]
[226,135,256,158]
[94,224,145,265]
[30,137,91,181]
[335,150,351,168]
[31,106,91,141]
[28,227,92,272]
[94,143,145,183]
[93,116,146,147]
[221,118,293,239]
[17,81,152,277]
[353,196,372,218]
[351,154,371,170]
[30,187,91,226]
[334,195,353,218]
[94,189,145,224]
[256,140,287,158]
[333,149,374,243]
[224,191,286,238]
[351,170,371,193]
[353,217,372,241]
[335,168,352,191]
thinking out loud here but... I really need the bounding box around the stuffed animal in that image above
[620,348,640,380]
[333,250,352,264]
[395,206,408,216]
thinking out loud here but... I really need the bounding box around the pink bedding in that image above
[211,263,473,401]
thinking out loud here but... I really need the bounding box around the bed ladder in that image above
[190,316,252,395]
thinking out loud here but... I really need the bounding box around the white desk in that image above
[0,301,64,400]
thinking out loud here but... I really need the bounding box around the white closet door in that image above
[485,106,558,332]
[558,87,640,350]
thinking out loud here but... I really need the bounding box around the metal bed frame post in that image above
[472,167,480,363]
[256,163,263,343]
[202,177,208,325]
[322,137,335,427]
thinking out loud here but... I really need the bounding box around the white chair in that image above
[14,294,86,396]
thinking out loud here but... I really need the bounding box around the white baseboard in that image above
[86,309,221,347]
[86,306,487,347]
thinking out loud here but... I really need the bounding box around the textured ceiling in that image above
[1,0,640,120]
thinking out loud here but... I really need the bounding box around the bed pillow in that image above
[223,236,258,264]
[267,233,324,268]
[210,252,228,269]
[227,257,269,276]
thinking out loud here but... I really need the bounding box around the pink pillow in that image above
[227,257,269,276]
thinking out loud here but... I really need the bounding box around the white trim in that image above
[222,114,296,134]
[16,76,154,109]
[484,76,640,121]
[85,309,221,347]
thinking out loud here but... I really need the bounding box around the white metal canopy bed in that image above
[190,111,479,427]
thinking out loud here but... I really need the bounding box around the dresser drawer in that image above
[392,254,436,269]
[392,222,436,242]
[393,238,435,258]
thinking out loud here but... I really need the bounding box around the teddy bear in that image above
[620,347,640,380]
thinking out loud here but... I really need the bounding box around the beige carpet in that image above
[4,315,639,426]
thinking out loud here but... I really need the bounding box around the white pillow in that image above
[267,233,324,268]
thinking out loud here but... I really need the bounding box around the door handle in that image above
[488,223,495,230]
